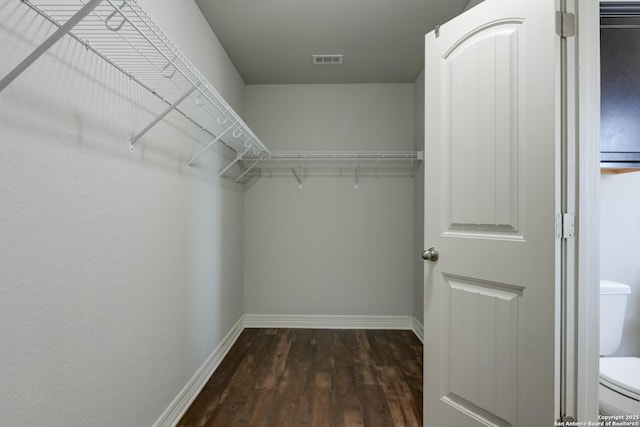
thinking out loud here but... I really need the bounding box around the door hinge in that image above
[556,11,576,38]
[556,213,575,239]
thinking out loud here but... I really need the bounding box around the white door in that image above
[423,1,561,426]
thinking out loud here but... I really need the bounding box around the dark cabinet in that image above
[601,4,640,168]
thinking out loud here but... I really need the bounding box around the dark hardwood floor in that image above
[178,328,423,427]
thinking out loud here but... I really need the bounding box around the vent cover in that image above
[312,54,343,65]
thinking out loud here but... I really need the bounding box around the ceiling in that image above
[194,0,470,84]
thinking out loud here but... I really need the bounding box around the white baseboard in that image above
[412,317,424,343]
[244,314,415,330]
[152,316,245,427]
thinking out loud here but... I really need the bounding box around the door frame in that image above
[575,0,600,421]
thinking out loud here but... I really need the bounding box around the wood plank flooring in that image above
[178,328,423,427]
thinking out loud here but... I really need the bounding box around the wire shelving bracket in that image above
[1,0,270,162]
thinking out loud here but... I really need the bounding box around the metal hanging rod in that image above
[2,0,269,159]
[246,150,424,163]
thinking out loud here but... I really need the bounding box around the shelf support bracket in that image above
[0,0,104,93]
[187,125,234,166]
[292,164,303,188]
[129,84,199,151]
[354,165,360,188]
[234,155,265,183]
[219,146,251,178]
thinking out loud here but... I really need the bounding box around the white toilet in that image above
[599,279,640,415]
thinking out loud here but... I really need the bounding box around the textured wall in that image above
[601,172,640,357]
[0,1,246,426]
[244,84,415,317]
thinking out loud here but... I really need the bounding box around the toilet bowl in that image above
[600,357,640,415]
[599,280,640,415]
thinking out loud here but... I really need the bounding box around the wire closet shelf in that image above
[236,150,424,184]
[250,151,422,163]
[7,0,269,163]
[3,0,423,182]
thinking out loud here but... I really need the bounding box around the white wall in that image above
[464,0,485,11]
[0,1,246,426]
[243,84,415,317]
[413,71,425,326]
[600,172,640,357]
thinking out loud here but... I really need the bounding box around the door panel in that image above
[446,21,521,234]
[442,275,521,426]
[424,1,559,426]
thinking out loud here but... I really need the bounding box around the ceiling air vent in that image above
[312,54,343,65]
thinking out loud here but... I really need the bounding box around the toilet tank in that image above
[600,280,631,356]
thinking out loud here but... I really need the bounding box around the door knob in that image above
[422,246,439,262]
